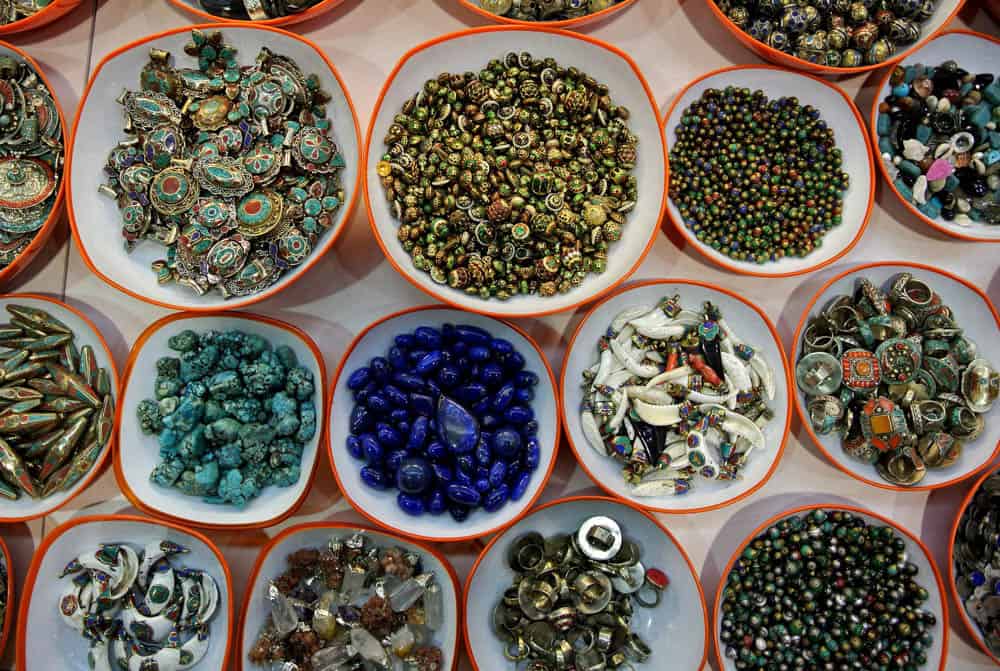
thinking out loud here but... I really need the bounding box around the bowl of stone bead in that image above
[791,261,1000,492]
[115,310,325,529]
[714,504,947,671]
[16,513,233,671]
[365,26,667,319]
[464,495,709,671]
[0,535,12,657]
[328,305,559,543]
[0,294,118,524]
[0,42,67,285]
[706,0,964,76]
[168,0,349,26]
[457,0,639,28]
[870,30,1000,242]
[237,522,461,671]
[67,25,361,312]
[664,65,875,278]
[949,466,1000,665]
[560,278,792,514]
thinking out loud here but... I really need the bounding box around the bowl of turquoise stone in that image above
[116,311,326,528]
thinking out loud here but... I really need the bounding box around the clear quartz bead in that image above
[389,574,431,612]
[311,643,354,671]
[341,564,368,602]
[267,583,299,637]
[350,627,389,667]
[423,582,443,630]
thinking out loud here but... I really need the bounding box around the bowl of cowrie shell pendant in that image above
[560,279,792,513]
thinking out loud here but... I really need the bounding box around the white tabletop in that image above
[2,1,999,669]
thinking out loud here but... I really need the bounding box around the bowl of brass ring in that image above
[457,0,639,29]
[0,0,84,36]
[67,25,361,312]
[791,261,1000,492]
[365,27,667,319]
[0,294,119,523]
[464,495,708,671]
[0,42,67,284]
[167,0,351,27]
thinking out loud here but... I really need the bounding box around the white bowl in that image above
[364,26,667,318]
[664,65,875,277]
[0,294,118,523]
[17,515,233,671]
[116,312,326,528]
[464,496,709,671]
[328,306,559,542]
[870,30,1000,242]
[237,522,460,671]
[561,279,791,513]
[791,262,1000,491]
[67,24,361,311]
[713,504,948,671]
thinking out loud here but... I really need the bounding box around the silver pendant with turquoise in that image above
[192,156,253,198]
[235,189,284,237]
[142,125,185,171]
[120,90,182,131]
[148,167,198,216]
[290,125,343,174]
[221,254,279,298]
[189,197,235,231]
[202,233,249,280]
[242,141,281,185]
[270,227,312,268]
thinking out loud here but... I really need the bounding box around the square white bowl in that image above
[68,25,361,311]
[17,515,232,671]
[664,65,875,277]
[328,307,559,542]
[714,505,947,671]
[117,312,325,528]
[870,30,1000,242]
[791,263,1000,491]
[0,294,118,522]
[364,27,667,318]
[465,496,708,671]
[561,280,791,512]
[238,523,460,671]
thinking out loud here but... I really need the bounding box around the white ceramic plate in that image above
[561,280,791,512]
[68,25,361,311]
[792,263,1000,491]
[871,30,1000,242]
[365,27,667,318]
[238,523,460,671]
[18,515,232,671]
[664,66,874,277]
[0,295,118,522]
[328,307,559,542]
[465,496,708,671]
[117,312,325,528]
[714,504,947,671]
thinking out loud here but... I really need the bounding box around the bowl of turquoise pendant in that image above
[115,311,326,529]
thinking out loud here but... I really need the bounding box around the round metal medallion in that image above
[148,167,198,215]
[236,190,284,237]
[203,235,249,279]
[0,158,56,209]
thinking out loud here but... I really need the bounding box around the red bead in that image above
[646,567,669,590]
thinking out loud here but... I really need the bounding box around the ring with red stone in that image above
[632,567,668,608]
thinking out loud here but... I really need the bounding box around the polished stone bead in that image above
[409,392,435,416]
[479,362,504,388]
[354,380,377,405]
[393,372,425,391]
[383,384,408,408]
[503,351,526,372]
[361,434,383,463]
[454,325,491,345]
[430,462,453,484]
[448,503,470,522]
[361,465,390,489]
[475,439,491,466]
[474,477,490,493]
[491,382,516,411]
[388,346,407,370]
[469,346,491,362]
[394,333,417,349]
[386,449,407,472]
[415,351,443,375]
[446,483,481,506]
[436,365,462,388]
[483,484,510,512]
[397,457,432,494]
[408,348,429,363]
[389,408,409,425]
[376,422,403,449]
[489,461,507,488]
[481,413,501,430]
[414,326,443,349]
[515,387,534,404]
[491,427,522,460]
[369,357,390,382]
[454,382,487,403]
[511,470,531,501]
[346,435,364,459]
[346,367,370,390]
[456,454,475,474]
[350,404,372,433]
[454,469,473,487]
[525,436,541,470]
[504,405,534,425]
[406,415,429,452]
[397,492,425,516]
[366,393,390,415]
[437,395,479,454]
[515,371,539,388]
[490,338,514,356]
[427,489,446,515]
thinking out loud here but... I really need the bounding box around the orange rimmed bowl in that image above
[948,465,1000,665]
[705,0,964,76]
[115,310,326,530]
[364,25,667,319]
[0,0,80,37]
[236,521,461,671]
[464,495,709,671]
[870,29,1000,243]
[328,305,560,543]
[559,278,793,514]
[168,0,349,27]
[0,42,66,287]
[713,503,949,671]
[0,293,118,523]
[0,535,13,658]
[791,261,1000,492]
[67,23,361,312]
[456,0,638,29]
[16,514,234,671]
[664,65,874,278]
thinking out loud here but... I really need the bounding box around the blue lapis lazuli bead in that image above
[346,435,363,459]
[415,326,443,348]
[410,392,435,416]
[361,435,383,463]
[389,408,409,426]
[386,449,408,472]
[393,372,425,391]
[479,362,504,388]
[369,357,390,381]
[515,371,539,388]
[361,466,389,490]
[489,461,507,488]
[350,405,372,434]
[448,503,470,522]
[427,489,446,515]
[436,365,462,388]
[376,422,403,449]
[388,346,407,369]
[483,483,510,512]
[511,471,531,501]
[446,483,481,506]
[397,492,425,516]
[492,428,522,460]
[437,395,479,454]
[394,333,416,349]
[425,440,448,461]
[383,384,408,408]
[469,346,491,362]
[397,457,432,494]
[490,338,514,355]
[415,351,443,375]
[454,382,487,403]
[431,462,453,484]
[504,405,534,425]
[474,477,491,493]
[406,416,429,452]
[492,383,516,411]
[525,436,541,471]
[346,367,370,390]
[366,394,390,415]
[503,351,525,372]
[454,324,491,345]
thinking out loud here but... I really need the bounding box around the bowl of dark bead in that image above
[328,306,559,542]
[168,0,350,27]
[664,65,875,277]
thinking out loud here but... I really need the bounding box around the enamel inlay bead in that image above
[236,189,283,237]
[149,168,198,215]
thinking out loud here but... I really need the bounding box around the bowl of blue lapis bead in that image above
[328,306,560,542]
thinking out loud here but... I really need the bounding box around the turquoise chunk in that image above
[959,82,973,96]
[892,84,909,98]
[984,81,1000,105]
[944,175,959,192]
[966,104,991,128]
[877,113,891,135]
[894,178,913,202]
[990,132,1000,149]
[986,150,1000,167]
[917,197,941,219]
[878,136,893,154]
[898,160,921,178]
[969,208,982,222]
[915,125,931,144]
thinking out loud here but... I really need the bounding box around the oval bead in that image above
[361,435,383,463]
[409,392,435,416]
[346,435,364,459]
[366,394,390,415]
[522,420,539,437]
[354,380,378,405]
[475,478,491,493]
[425,441,448,461]
[454,324,491,345]
[415,326,443,348]
[430,462,453,484]
[383,384,408,408]
[446,483,481,506]
[375,422,403,449]
[515,371,539,388]
[397,457,432,494]
[389,408,409,426]
[386,449,408,472]
[448,503,470,522]
[492,428,522,460]
[481,413,501,430]
[393,372,425,391]
[388,346,407,370]
[515,387,534,404]
[415,351,444,375]
[437,365,462,388]
[503,351,526,372]
[370,357,390,382]
[489,460,508,488]
[454,382,487,403]
[479,362,505,388]
[427,489,446,515]
[454,470,473,487]
[525,436,541,471]
[346,367,370,390]
[504,405,534,425]
[394,333,416,349]
[397,492,426,516]
[456,454,475,474]
[406,415,429,452]
[469,346,491,362]
[360,466,389,490]
[451,341,467,355]
[511,471,531,501]
[490,338,514,355]
[407,348,428,363]
[350,405,372,434]
[483,484,510,512]
[491,383,517,411]
[475,439,492,467]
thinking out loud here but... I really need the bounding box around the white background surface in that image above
[1,1,998,669]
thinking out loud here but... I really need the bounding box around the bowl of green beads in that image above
[664,65,875,278]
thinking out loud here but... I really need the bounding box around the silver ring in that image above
[577,516,622,561]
